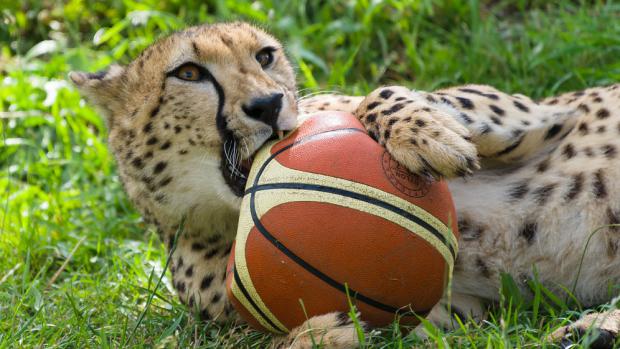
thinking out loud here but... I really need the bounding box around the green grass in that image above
[1,0,620,347]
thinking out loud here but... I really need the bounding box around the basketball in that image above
[225,111,459,334]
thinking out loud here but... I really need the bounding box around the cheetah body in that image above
[71,22,620,347]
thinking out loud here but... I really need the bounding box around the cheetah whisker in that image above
[296,89,343,102]
[223,140,239,178]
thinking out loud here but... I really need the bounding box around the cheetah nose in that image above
[242,93,284,129]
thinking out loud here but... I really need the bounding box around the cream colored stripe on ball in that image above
[247,145,458,253]
[234,196,289,333]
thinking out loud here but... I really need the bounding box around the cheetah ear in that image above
[69,64,126,121]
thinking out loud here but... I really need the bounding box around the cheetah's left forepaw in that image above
[356,86,479,179]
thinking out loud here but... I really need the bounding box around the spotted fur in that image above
[72,22,620,348]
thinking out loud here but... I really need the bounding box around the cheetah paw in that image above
[549,309,620,349]
[356,86,479,179]
[272,312,363,349]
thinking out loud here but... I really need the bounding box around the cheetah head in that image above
[70,23,297,215]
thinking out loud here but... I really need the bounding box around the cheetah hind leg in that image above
[272,312,363,349]
[549,297,620,349]
[355,86,479,179]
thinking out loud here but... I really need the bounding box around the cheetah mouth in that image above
[220,145,254,197]
[220,133,279,197]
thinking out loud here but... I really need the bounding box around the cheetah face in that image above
[71,23,297,211]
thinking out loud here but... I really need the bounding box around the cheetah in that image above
[70,22,620,348]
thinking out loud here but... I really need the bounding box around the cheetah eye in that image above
[173,63,204,82]
[255,47,276,68]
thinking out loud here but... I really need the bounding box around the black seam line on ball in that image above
[246,126,455,257]
[232,266,286,333]
[246,127,436,315]
[248,184,431,316]
[246,182,455,259]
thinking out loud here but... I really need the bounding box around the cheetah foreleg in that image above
[355,86,479,179]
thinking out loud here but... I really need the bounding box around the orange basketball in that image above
[226,112,459,334]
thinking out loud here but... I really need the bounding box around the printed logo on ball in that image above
[381,151,430,198]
